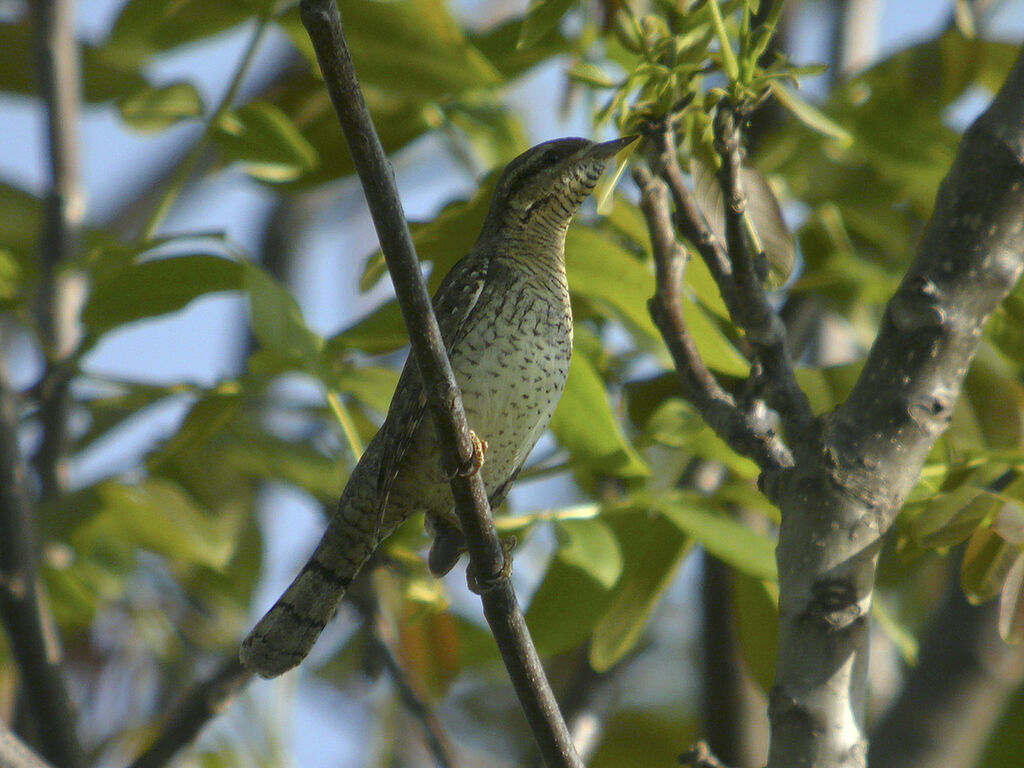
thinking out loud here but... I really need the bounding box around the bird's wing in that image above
[373,252,492,512]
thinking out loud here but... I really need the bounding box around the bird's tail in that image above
[240,519,375,678]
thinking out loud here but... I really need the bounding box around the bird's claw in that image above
[460,431,487,477]
[466,536,516,595]
[443,430,487,481]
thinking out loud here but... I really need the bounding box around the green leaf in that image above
[279,0,501,99]
[471,16,570,80]
[361,180,495,292]
[554,517,623,589]
[83,253,243,339]
[679,299,750,376]
[565,226,659,342]
[108,0,255,60]
[0,21,148,102]
[962,526,1018,604]
[242,262,323,369]
[518,0,576,50]
[590,510,691,671]
[73,479,235,570]
[769,82,853,147]
[526,552,618,657]
[0,182,42,258]
[987,291,1024,369]
[646,491,777,581]
[214,101,318,182]
[567,61,617,89]
[999,554,1024,645]
[118,81,204,131]
[328,300,409,356]
[908,485,1001,549]
[872,594,919,664]
[550,353,649,479]
[148,393,242,472]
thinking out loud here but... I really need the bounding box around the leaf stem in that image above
[326,389,365,460]
[707,1,740,84]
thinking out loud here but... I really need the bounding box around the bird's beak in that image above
[589,135,640,159]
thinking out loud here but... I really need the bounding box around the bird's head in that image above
[481,135,637,238]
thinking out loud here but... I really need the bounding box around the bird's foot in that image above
[443,430,487,481]
[466,536,517,595]
[427,518,465,577]
[460,430,487,476]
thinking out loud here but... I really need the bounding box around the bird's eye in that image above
[541,149,562,166]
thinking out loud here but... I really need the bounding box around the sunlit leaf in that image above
[279,0,501,99]
[214,101,318,182]
[550,353,649,479]
[962,526,1018,604]
[645,491,777,581]
[242,262,323,369]
[999,554,1024,645]
[118,81,204,131]
[554,517,623,589]
[527,553,617,657]
[770,81,853,146]
[590,510,690,671]
[690,153,796,286]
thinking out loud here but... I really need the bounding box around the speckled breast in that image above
[451,278,573,497]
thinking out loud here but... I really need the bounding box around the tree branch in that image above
[31,0,84,501]
[0,353,83,768]
[296,1,583,766]
[632,165,793,475]
[767,46,1024,768]
[127,658,251,768]
[348,584,458,768]
[0,722,57,768]
[712,104,814,442]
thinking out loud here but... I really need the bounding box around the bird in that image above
[240,134,638,678]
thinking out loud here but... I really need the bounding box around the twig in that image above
[712,103,813,443]
[127,657,251,768]
[679,740,733,768]
[0,355,83,768]
[296,1,584,767]
[633,165,792,475]
[31,0,84,502]
[648,127,738,316]
[0,722,57,768]
[349,586,458,768]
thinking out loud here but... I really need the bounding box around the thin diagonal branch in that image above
[712,103,814,442]
[348,586,458,768]
[0,354,83,768]
[633,165,792,475]
[648,127,737,313]
[297,2,583,766]
[0,722,56,768]
[126,658,251,768]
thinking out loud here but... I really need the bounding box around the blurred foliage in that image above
[4,0,1024,765]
